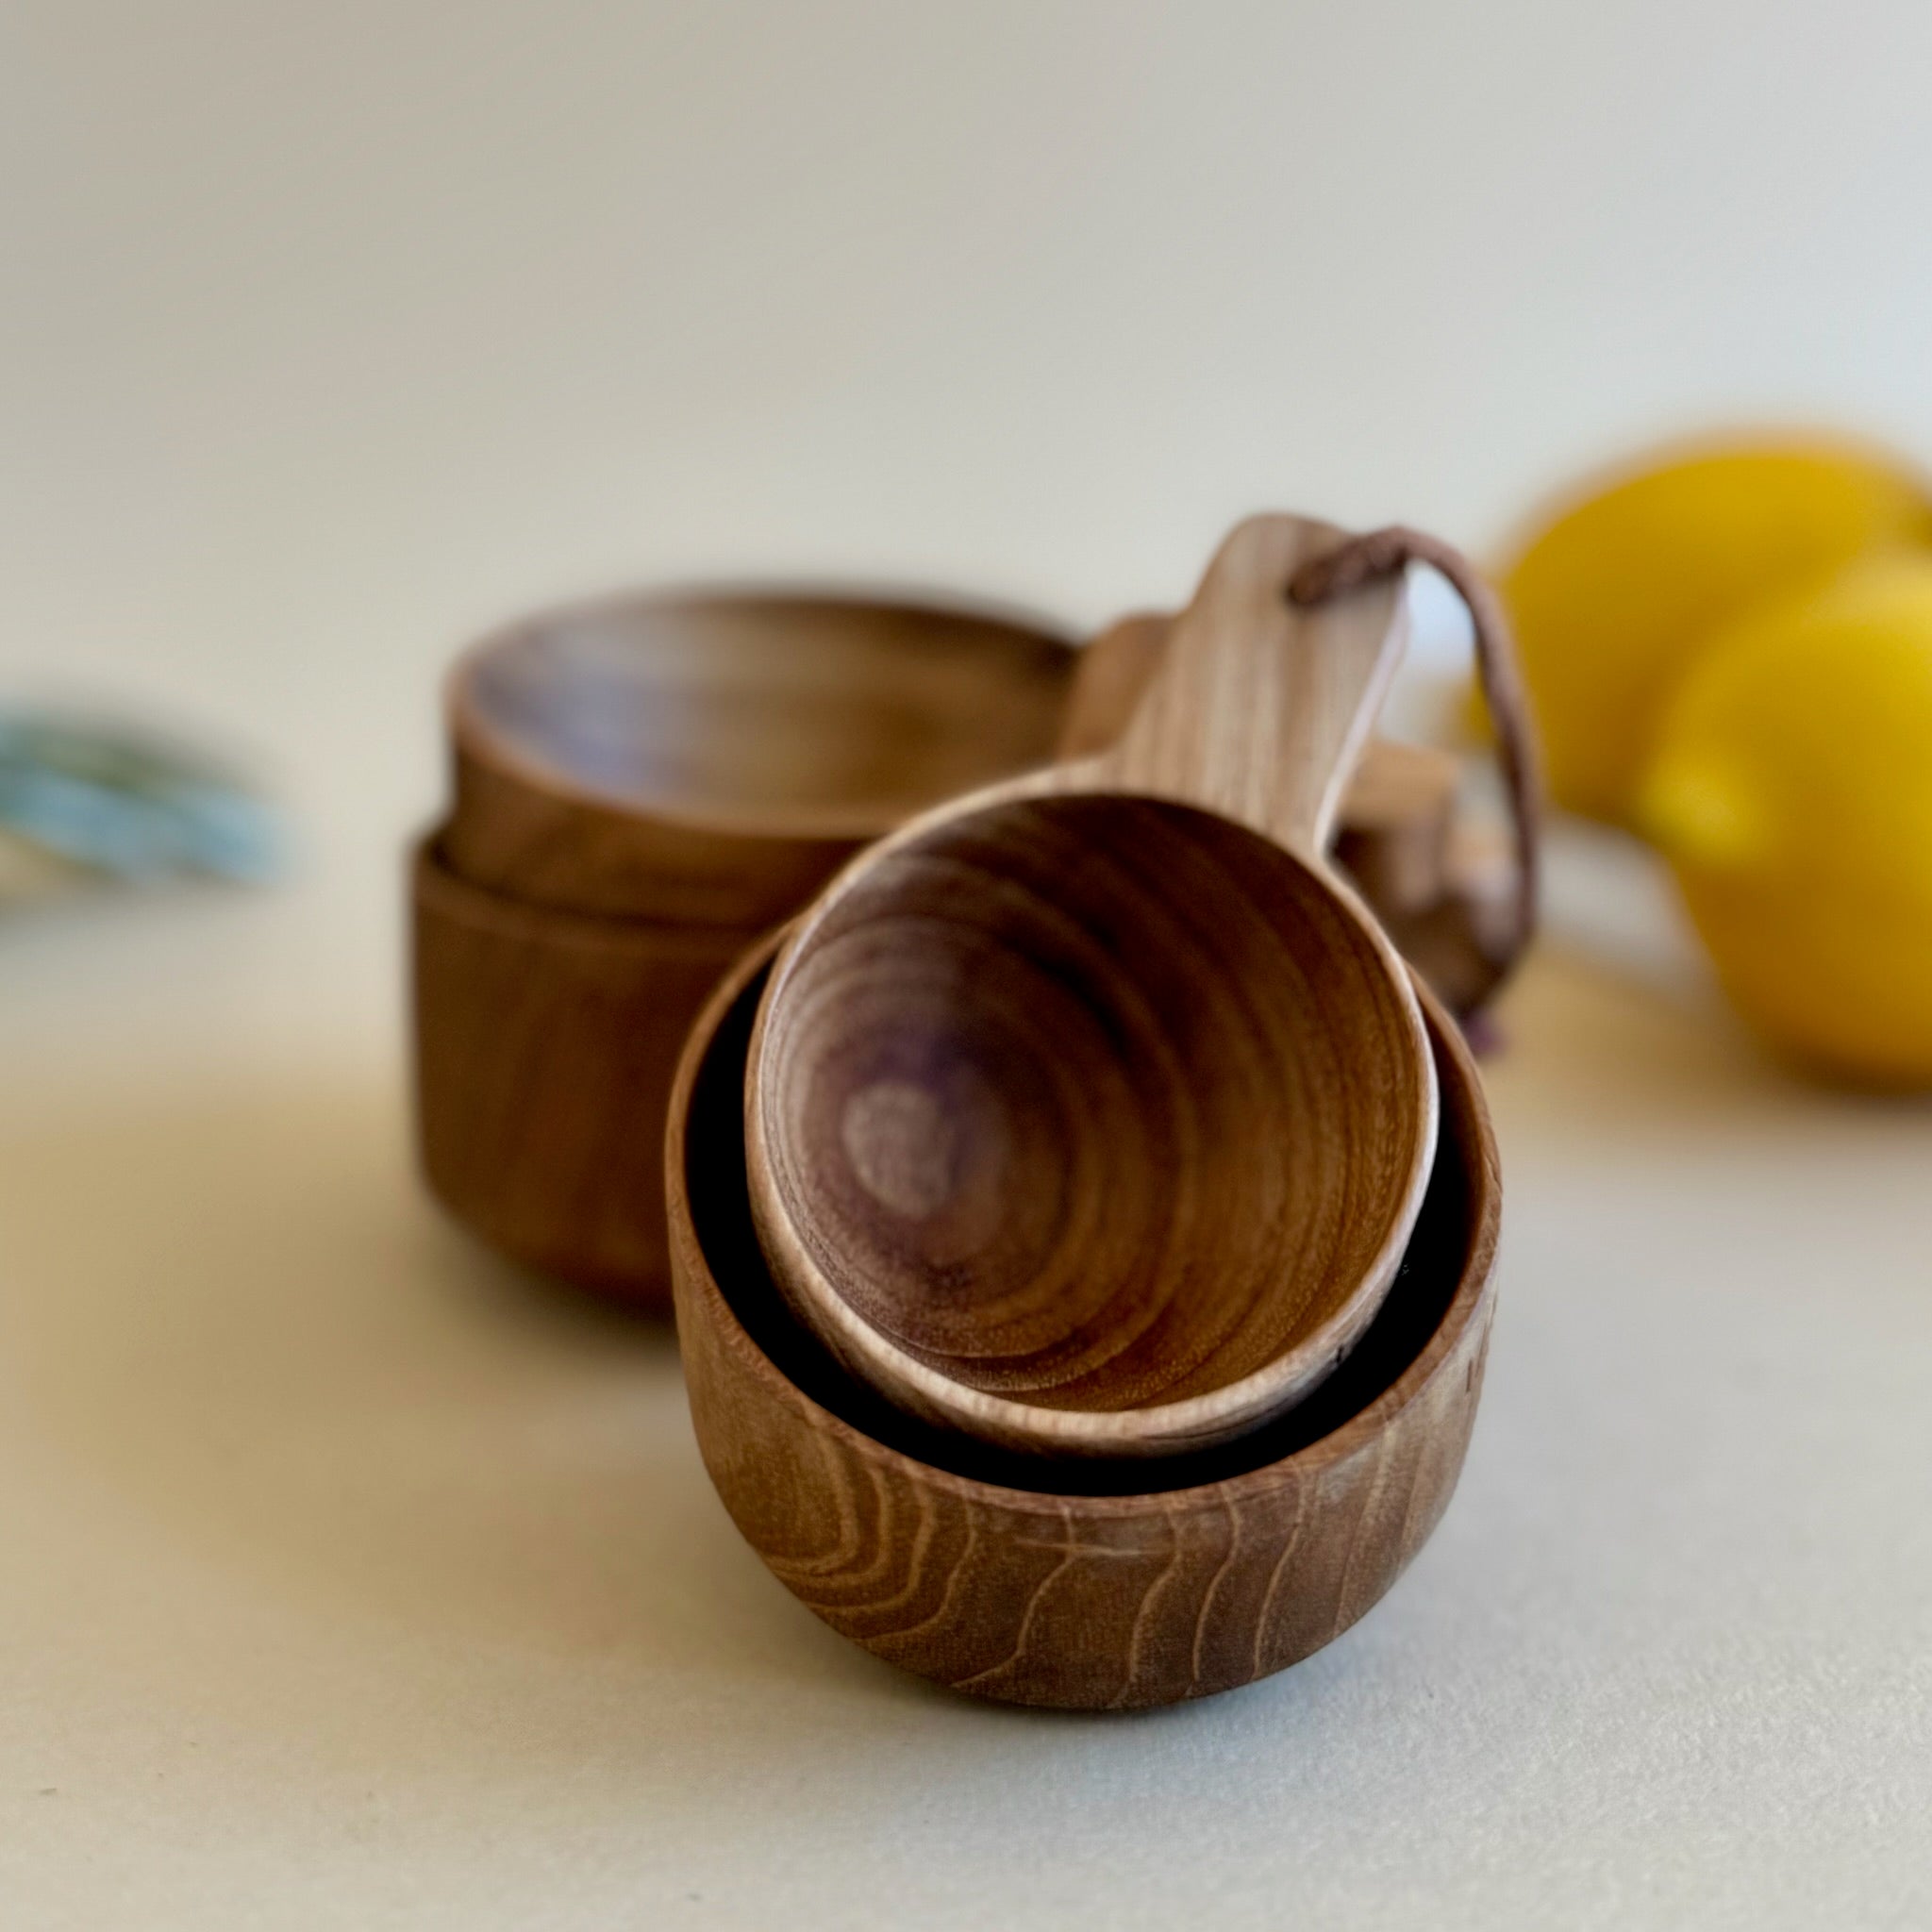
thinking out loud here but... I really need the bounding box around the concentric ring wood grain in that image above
[668,930,1501,1710]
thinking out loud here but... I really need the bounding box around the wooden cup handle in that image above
[1083,515,1410,860]
[1062,524,1542,1011]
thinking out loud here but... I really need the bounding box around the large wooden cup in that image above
[669,931,1501,1710]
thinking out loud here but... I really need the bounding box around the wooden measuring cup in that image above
[442,589,1075,927]
[742,513,1439,1458]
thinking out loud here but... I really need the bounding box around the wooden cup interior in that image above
[454,592,1073,836]
[750,794,1434,1431]
[701,940,1479,1500]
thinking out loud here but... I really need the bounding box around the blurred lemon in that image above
[1498,439,1932,822]
[1636,557,1932,1087]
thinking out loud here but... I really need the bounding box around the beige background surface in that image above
[4,3,1931,1924]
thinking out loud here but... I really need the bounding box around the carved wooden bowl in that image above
[443,588,1075,928]
[669,930,1501,1710]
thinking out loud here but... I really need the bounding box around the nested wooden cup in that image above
[442,589,1076,927]
[668,931,1501,1710]
[412,589,1078,1306]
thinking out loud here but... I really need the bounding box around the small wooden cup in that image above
[668,931,1501,1710]
[443,588,1076,928]
[414,590,1079,1306]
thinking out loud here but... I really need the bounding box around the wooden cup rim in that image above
[446,581,1077,848]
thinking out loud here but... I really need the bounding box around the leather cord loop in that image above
[1290,525,1542,1002]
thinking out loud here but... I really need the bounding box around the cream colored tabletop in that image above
[5,873,1929,1927]
[5,4,1932,1924]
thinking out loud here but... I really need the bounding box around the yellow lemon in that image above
[1636,556,1932,1088]
[1498,439,1932,823]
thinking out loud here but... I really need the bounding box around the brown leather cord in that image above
[1289,525,1542,1006]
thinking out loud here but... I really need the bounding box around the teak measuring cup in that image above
[668,928,1501,1710]
[442,588,1077,926]
[743,515,1439,1458]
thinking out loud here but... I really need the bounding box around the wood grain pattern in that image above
[744,515,1439,1458]
[1061,613,1461,907]
[445,589,1076,926]
[1091,515,1409,855]
[669,928,1501,1709]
